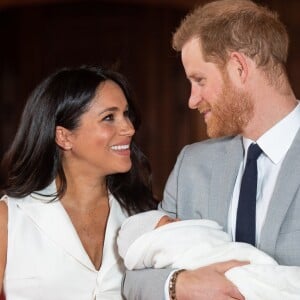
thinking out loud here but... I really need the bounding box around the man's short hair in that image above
[172,0,289,80]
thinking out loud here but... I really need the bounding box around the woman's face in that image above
[62,80,135,177]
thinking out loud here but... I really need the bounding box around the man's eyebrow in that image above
[188,73,203,80]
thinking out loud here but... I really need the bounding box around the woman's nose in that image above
[120,119,135,136]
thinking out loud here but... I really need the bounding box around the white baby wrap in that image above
[119,219,300,300]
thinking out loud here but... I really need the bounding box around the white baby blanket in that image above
[121,219,300,300]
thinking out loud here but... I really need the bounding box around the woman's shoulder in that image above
[0,196,8,218]
[0,199,8,238]
[0,196,8,225]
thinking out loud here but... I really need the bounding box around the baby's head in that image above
[117,210,178,259]
[155,214,178,228]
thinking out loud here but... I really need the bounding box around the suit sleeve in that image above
[122,147,188,299]
[158,146,187,217]
[122,268,172,300]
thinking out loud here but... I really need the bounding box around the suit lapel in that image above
[209,136,243,230]
[17,183,96,272]
[259,129,300,255]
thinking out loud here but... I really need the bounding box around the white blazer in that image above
[2,182,128,300]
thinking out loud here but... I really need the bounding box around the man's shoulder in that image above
[182,135,240,156]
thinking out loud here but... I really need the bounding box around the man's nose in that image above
[188,87,202,109]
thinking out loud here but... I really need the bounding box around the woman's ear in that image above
[55,126,73,150]
[226,51,249,85]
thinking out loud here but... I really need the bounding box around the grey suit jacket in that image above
[123,133,300,299]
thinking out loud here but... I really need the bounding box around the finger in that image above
[215,260,250,273]
[228,285,245,300]
[223,282,245,300]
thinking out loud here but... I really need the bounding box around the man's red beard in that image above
[200,74,254,138]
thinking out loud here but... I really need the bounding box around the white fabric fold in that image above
[119,219,300,300]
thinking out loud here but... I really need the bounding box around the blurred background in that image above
[0,0,300,298]
[0,0,300,200]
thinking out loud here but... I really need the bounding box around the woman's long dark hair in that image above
[1,66,157,215]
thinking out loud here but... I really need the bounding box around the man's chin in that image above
[206,125,240,138]
[206,128,222,138]
[206,121,222,138]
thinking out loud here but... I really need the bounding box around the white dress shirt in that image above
[228,103,300,245]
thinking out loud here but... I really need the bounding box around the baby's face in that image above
[155,215,179,228]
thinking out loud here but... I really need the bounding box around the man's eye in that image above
[196,78,206,86]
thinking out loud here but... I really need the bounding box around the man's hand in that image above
[175,260,248,300]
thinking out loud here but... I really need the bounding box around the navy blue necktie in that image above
[236,143,262,246]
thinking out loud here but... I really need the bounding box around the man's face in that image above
[181,38,253,138]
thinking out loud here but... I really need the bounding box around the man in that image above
[123,0,300,299]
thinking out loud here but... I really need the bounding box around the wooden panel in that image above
[0,0,200,9]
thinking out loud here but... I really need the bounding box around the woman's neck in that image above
[56,174,108,211]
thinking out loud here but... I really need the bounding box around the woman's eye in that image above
[124,110,130,118]
[103,114,114,121]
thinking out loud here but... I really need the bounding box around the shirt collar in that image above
[243,102,300,164]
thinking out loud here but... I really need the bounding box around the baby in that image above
[118,210,300,300]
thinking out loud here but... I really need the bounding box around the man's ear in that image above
[227,51,249,85]
[55,126,73,150]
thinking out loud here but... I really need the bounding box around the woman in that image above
[0,66,157,299]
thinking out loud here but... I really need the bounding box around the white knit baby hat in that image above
[117,210,167,260]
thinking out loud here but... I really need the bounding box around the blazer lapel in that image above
[209,136,244,230]
[17,183,96,272]
[96,194,126,283]
[259,129,300,255]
